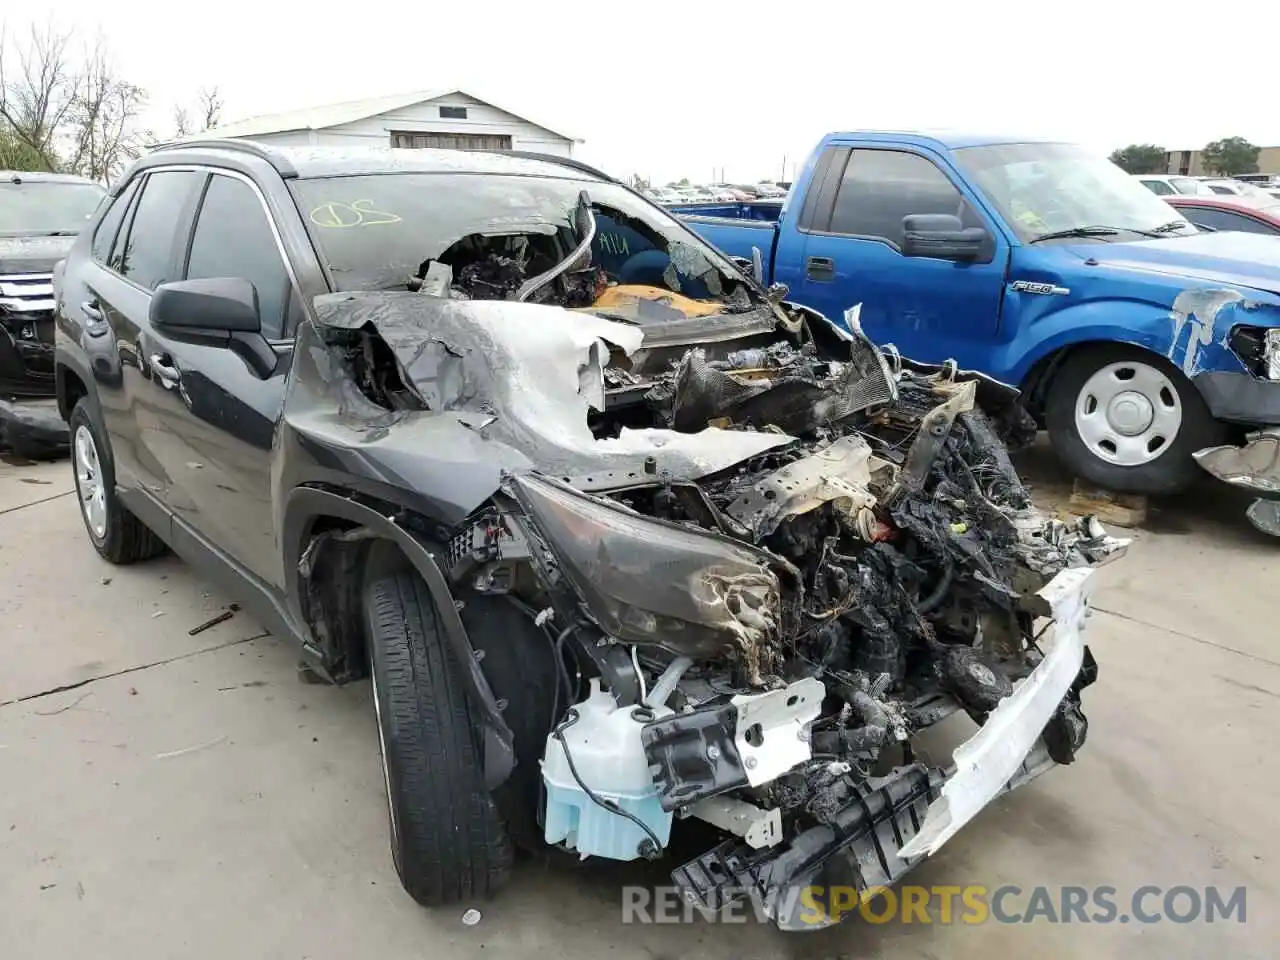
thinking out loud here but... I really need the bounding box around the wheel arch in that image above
[55,357,93,424]
[282,485,516,788]
[1019,338,1176,418]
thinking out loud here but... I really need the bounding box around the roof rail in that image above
[504,150,618,184]
[150,138,298,178]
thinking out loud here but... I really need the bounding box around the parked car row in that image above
[1137,173,1280,201]
[643,181,787,205]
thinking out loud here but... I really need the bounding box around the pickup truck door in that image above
[779,144,1009,368]
[136,171,296,590]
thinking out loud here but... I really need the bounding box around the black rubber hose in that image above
[916,560,954,615]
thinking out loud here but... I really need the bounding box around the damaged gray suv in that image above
[53,140,1127,928]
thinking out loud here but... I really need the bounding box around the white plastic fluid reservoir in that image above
[541,680,673,860]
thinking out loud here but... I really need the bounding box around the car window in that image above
[119,170,203,289]
[185,174,291,338]
[1171,178,1202,195]
[828,149,973,247]
[1141,179,1174,195]
[1176,206,1279,235]
[1207,184,1234,195]
[91,178,140,263]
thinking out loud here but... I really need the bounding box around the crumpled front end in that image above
[314,271,1127,928]
[414,300,1128,928]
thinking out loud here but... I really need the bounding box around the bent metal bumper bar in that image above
[1194,428,1280,536]
[671,567,1098,930]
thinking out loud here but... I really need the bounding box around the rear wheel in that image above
[364,571,513,905]
[69,398,165,563]
[1045,345,1224,495]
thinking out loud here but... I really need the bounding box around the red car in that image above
[1166,195,1280,235]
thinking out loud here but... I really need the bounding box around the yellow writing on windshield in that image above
[309,200,402,228]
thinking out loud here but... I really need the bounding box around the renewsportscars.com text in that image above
[622,884,1247,926]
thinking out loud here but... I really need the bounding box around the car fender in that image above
[1001,293,1272,387]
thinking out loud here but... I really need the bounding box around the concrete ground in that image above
[2,441,1278,959]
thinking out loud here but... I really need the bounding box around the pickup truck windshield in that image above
[290,173,743,300]
[953,143,1194,242]
[0,181,106,237]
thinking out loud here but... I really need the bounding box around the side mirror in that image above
[149,278,276,379]
[150,277,261,335]
[901,214,989,261]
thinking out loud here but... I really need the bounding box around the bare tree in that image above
[0,23,80,170]
[65,39,149,181]
[171,86,223,140]
[173,104,192,138]
[198,86,222,130]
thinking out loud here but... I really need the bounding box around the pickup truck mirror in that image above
[151,277,262,334]
[901,214,989,261]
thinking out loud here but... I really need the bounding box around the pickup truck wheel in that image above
[364,571,513,906]
[1045,345,1224,495]
[69,398,165,563]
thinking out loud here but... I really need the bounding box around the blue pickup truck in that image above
[675,132,1280,508]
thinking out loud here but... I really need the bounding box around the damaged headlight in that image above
[1229,325,1280,380]
[507,474,781,661]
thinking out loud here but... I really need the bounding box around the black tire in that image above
[364,572,512,905]
[1045,345,1225,495]
[459,595,560,851]
[69,398,166,563]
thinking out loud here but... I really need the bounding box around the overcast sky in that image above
[7,0,1278,184]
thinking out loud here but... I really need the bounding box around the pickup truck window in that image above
[185,174,291,338]
[827,150,972,247]
[954,142,1192,242]
[290,173,743,300]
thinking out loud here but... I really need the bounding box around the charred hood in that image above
[311,291,815,491]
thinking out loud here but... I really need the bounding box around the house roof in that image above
[196,88,581,143]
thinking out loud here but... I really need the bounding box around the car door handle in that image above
[806,256,836,281]
[149,353,181,388]
[81,300,104,322]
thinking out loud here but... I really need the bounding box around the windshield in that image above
[953,142,1195,242]
[1171,177,1205,195]
[0,180,106,236]
[290,172,748,302]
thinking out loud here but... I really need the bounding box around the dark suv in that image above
[54,139,1122,928]
[0,170,104,453]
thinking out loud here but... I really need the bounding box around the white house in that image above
[183,89,580,157]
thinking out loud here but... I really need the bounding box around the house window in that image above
[390,131,512,151]
[439,106,467,119]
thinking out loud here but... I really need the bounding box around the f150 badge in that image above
[1011,280,1070,296]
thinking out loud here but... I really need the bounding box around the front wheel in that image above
[364,571,513,906]
[1045,345,1225,495]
